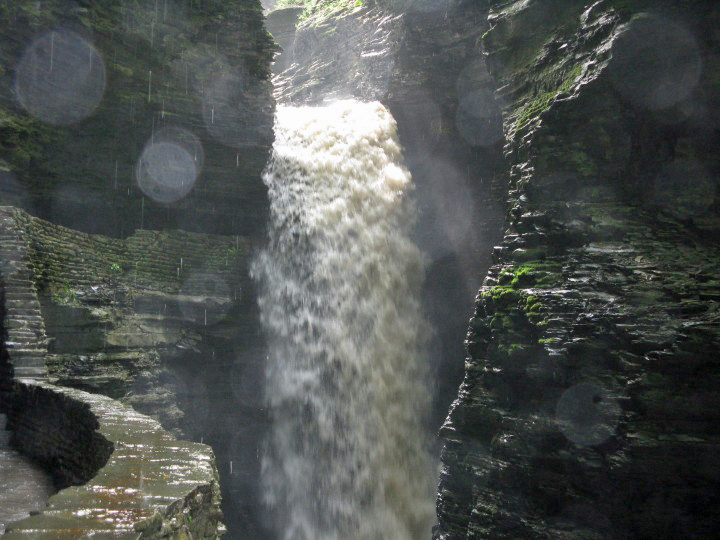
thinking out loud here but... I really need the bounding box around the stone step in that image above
[5,307,43,317]
[4,338,45,347]
[6,315,44,324]
[7,347,47,357]
[4,291,38,300]
[0,252,25,259]
[4,299,42,309]
[5,346,45,355]
[6,328,43,337]
[6,322,45,333]
[12,366,46,378]
[0,272,33,282]
[10,357,46,368]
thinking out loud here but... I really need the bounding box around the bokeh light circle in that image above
[230,349,266,408]
[15,29,106,125]
[393,88,442,156]
[228,423,265,492]
[409,0,451,13]
[652,159,716,219]
[455,89,503,147]
[457,58,493,100]
[416,159,477,262]
[609,14,702,110]
[201,70,267,148]
[0,165,28,208]
[136,128,203,203]
[555,382,620,447]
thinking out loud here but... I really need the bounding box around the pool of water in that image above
[0,413,55,534]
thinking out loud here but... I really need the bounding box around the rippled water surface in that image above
[0,414,55,534]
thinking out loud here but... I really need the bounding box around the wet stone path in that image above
[0,414,55,534]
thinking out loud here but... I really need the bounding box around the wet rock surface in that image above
[0,413,54,535]
[436,1,720,538]
[3,380,223,539]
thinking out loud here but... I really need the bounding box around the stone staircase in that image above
[0,207,48,379]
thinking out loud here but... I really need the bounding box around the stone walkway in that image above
[3,381,223,539]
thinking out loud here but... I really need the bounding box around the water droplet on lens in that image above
[15,29,106,125]
[556,382,620,447]
[652,159,715,219]
[609,15,702,110]
[178,272,231,325]
[455,89,503,147]
[136,128,203,203]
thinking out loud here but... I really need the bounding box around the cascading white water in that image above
[252,100,435,540]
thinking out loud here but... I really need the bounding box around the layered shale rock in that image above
[436,1,720,538]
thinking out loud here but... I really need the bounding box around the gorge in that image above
[1,0,719,539]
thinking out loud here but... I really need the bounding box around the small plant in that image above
[109,262,122,274]
[52,284,80,306]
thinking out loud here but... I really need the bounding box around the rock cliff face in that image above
[436,1,720,538]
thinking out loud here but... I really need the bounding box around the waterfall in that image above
[253,100,435,540]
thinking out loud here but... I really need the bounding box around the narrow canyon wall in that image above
[436,0,720,538]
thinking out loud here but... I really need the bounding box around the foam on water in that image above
[253,100,435,540]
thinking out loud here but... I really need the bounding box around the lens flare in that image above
[15,29,106,125]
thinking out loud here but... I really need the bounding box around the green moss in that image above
[496,261,562,291]
[515,63,582,132]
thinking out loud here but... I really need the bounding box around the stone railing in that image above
[3,379,224,539]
